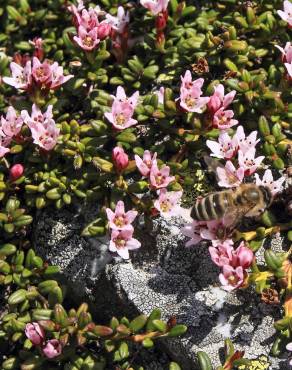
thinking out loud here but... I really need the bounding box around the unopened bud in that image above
[10,164,24,181]
[112,147,129,173]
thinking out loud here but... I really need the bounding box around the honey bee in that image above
[190,183,273,226]
[190,157,273,226]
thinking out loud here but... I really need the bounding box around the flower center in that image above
[185,96,195,108]
[155,174,164,185]
[83,36,94,47]
[115,113,126,125]
[114,237,126,249]
[160,200,171,212]
[114,215,125,227]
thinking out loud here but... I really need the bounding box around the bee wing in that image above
[222,206,246,229]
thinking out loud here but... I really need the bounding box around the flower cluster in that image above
[105,86,139,130]
[207,84,237,130]
[135,150,182,217]
[207,125,264,187]
[209,240,254,291]
[68,0,129,52]
[106,200,140,259]
[25,322,62,359]
[3,56,73,92]
[179,70,210,113]
[0,107,23,157]
[21,105,60,151]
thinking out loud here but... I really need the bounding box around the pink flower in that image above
[0,106,23,140]
[112,146,129,172]
[216,161,245,188]
[49,62,74,89]
[219,265,245,291]
[154,188,182,218]
[109,229,141,259]
[206,132,237,159]
[238,148,265,176]
[135,150,157,177]
[200,219,227,241]
[25,323,45,346]
[30,37,44,60]
[140,0,169,15]
[277,0,292,27]
[105,87,139,130]
[106,200,138,231]
[10,164,24,181]
[3,61,32,90]
[207,84,236,114]
[106,6,129,34]
[233,242,254,269]
[32,57,52,86]
[234,125,260,154]
[21,104,60,151]
[209,239,234,267]
[42,339,62,359]
[179,74,209,113]
[254,169,285,196]
[181,220,205,247]
[73,26,100,51]
[149,163,175,189]
[212,108,238,130]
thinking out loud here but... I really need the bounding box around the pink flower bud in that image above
[112,147,129,172]
[25,323,45,345]
[97,22,112,40]
[234,243,254,269]
[10,164,24,181]
[42,339,62,359]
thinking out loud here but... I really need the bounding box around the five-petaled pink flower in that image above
[234,125,260,154]
[105,86,139,130]
[42,339,62,359]
[106,200,138,231]
[112,146,129,172]
[0,106,23,144]
[73,26,100,51]
[25,322,45,346]
[238,148,265,176]
[149,163,175,189]
[109,229,141,259]
[277,0,292,27]
[219,265,246,291]
[140,0,169,15]
[216,161,245,188]
[206,132,237,159]
[207,84,236,114]
[275,42,292,77]
[179,72,209,113]
[3,61,32,90]
[21,104,60,151]
[254,169,285,196]
[154,188,182,218]
[212,107,238,130]
[135,150,157,177]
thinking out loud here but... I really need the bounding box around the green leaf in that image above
[129,314,148,333]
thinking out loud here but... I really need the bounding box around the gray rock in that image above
[33,204,289,369]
